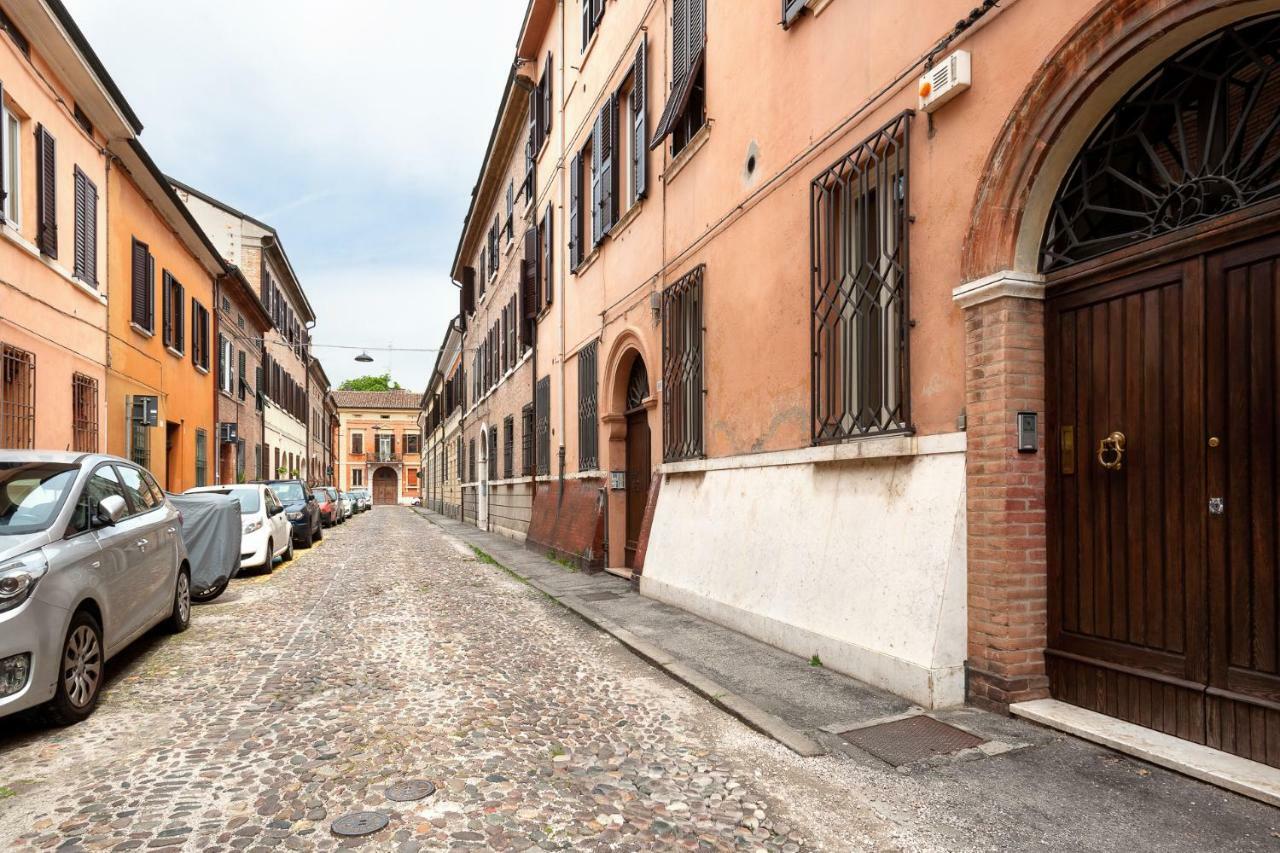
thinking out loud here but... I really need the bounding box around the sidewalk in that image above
[415,509,1280,851]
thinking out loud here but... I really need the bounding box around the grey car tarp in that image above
[168,492,241,596]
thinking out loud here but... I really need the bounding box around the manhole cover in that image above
[331,812,389,837]
[579,591,623,601]
[839,715,985,767]
[386,780,437,802]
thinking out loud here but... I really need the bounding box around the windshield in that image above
[0,462,79,534]
[272,482,307,503]
[312,489,329,503]
[199,487,261,514]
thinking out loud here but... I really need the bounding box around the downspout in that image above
[556,8,567,485]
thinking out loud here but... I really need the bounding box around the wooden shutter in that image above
[162,272,173,347]
[238,350,247,400]
[782,0,807,27]
[673,0,690,84]
[218,333,227,386]
[633,38,649,200]
[604,94,618,232]
[591,112,604,246]
[528,85,540,157]
[35,125,56,258]
[581,0,592,47]
[569,151,582,270]
[522,225,538,319]
[175,281,185,353]
[0,81,5,219]
[461,265,475,321]
[83,175,97,286]
[192,302,200,367]
[543,203,554,307]
[131,239,150,329]
[73,170,86,280]
[542,52,553,139]
[592,0,605,27]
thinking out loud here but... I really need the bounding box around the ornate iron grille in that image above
[627,359,649,411]
[71,373,98,452]
[503,415,514,479]
[535,377,551,475]
[662,266,704,461]
[578,341,599,470]
[811,110,912,443]
[521,403,535,476]
[1,344,35,449]
[1043,16,1280,271]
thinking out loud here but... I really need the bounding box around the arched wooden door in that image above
[372,467,398,506]
[1044,16,1280,766]
[624,359,651,569]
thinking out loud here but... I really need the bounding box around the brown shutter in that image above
[35,125,56,258]
[633,38,649,199]
[543,203,554,308]
[591,112,604,246]
[522,225,538,319]
[131,238,149,328]
[461,265,476,322]
[73,170,87,281]
[175,281,185,352]
[191,302,199,367]
[162,272,173,347]
[650,48,705,151]
[542,52,553,139]
[528,85,540,157]
[672,0,690,83]
[569,152,582,269]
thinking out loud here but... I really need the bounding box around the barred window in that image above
[131,420,149,469]
[503,414,514,479]
[468,438,476,483]
[535,376,551,475]
[661,266,704,462]
[72,373,98,453]
[577,341,599,470]
[457,436,464,479]
[521,403,535,477]
[811,111,911,443]
[0,344,35,449]
[487,427,497,482]
[195,428,208,487]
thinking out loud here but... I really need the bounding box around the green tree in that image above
[339,373,402,392]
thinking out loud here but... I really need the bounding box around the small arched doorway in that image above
[622,359,651,569]
[372,466,398,506]
[477,425,490,530]
[1040,14,1280,765]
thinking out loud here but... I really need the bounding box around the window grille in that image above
[487,427,498,482]
[535,376,551,475]
[195,428,208,487]
[457,436,464,479]
[503,415,514,479]
[0,344,35,449]
[811,110,912,443]
[577,341,599,470]
[468,438,476,483]
[72,373,97,453]
[662,266,704,461]
[521,403,535,476]
[131,420,149,469]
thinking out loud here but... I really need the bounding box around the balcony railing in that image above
[368,451,401,463]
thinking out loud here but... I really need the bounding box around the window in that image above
[352,468,363,488]
[72,167,98,287]
[195,429,208,487]
[130,238,154,332]
[117,465,160,514]
[457,435,464,479]
[405,433,420,455]
[218,335,235,395]
[811,112,911,442]
[238,351,247,401]
[504,181,514,242]
[591,98,617,246]
[67,466,123,536]
[503,414,514,479]
[578,341,599,470]
[2,98,20,226]
[582,0,605,49]
[487,428,497,482]
[35,124,55,257]
[651,0,706,156]
[0,9,29,56]
[489,217,500,280]
[162,272,184,353]
[72,374,98,453]
[236,438,246,481]
[1,344,34,449]
[468,438,476,483]
[255,366,264,411]
[569,138,592,270]
[131,419,149,469]
[521,403,535,476]
[192,301,210,371]
[351,431,364,454]
[528,51,554,165]
[662,266,704,461]
[782,0,809,27]
[535,376,551,475]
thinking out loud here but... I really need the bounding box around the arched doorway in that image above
[372,466,398,506]
[1041,14,1280,765]
[623,359,651,569]
[477,425,490,530]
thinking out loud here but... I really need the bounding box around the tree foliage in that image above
[339,373,402,392]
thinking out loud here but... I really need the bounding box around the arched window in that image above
[1042,15,1280,271]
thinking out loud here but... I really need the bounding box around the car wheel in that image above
[191,576,229,603]
[283,536,294,562]
[165,568,191,633]
[46,610,104,726]
[262,539,275,574]
[314,522,323,542]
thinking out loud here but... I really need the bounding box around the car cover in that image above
[168,492,242,595]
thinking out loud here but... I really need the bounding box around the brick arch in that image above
[962,0,1280,280]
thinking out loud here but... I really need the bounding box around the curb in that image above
[415,510,825,758]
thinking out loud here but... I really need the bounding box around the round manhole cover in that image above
[386,780,437,802]
[331,811,389,837]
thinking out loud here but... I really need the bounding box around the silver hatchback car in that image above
[0,452,191,725]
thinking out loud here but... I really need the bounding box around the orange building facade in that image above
[334,390,423,505]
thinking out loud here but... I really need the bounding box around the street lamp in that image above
[354,351,374,363]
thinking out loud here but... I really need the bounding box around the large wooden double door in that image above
[1047,231,1280,766]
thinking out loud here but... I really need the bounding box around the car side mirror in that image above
[306,494,316,503]
[97,495,128,527]
[269,504,283,517]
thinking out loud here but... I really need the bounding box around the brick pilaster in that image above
[962,290,1049,711]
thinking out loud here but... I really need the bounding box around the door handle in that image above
[166,527,177,534]
[91,561,101,569]
[135,538,149,548]
[1097,431,1126,471]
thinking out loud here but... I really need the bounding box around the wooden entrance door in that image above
[624,410,651,569]
[372,467,397,505]
[1047,232,1280,766]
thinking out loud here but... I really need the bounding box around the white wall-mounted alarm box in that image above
[918,50,971,113]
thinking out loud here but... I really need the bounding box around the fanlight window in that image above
[1042,15,1280,271]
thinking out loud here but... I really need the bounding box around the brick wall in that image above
[964,294,1049,710]
[526,478,606,571]
[631,474,661,576]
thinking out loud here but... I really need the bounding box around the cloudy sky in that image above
[62,0,528,391]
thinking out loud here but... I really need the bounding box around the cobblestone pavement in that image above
[0,508,912,852]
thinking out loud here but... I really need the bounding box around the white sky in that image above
[62,0,529,391]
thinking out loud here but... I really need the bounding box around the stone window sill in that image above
[661,431,966,475]
[663,122,712,187]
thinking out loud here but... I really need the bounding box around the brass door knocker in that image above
[1097,431,1126,470]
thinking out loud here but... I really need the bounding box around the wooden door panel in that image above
[624,411,651,569]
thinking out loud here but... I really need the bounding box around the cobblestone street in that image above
[0,508,903,852]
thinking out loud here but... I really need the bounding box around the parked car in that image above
[252,479,321,547]
[185,484,291,576]
[312,487,340,527]
[350,489,371,513]
[170,491,242,602]
[0,452,191,725]
[337,492,353,521]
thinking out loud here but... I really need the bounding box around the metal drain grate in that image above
[839,715,985,766]
[579,591,624,601]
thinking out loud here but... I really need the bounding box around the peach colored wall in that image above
[0,28,108,451]
[105,166,216,490]
[337,410,421,500]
